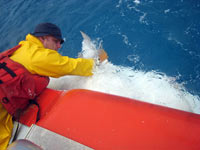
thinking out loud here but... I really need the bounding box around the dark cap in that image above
[32,23,64,44]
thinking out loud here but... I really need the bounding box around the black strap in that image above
[0,62,17,84]
[12,121,19,142]
[11,100,40,142]
[12,110,22,142]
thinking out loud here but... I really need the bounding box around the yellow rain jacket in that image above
[10,34,94,77]
[0,34,94,149]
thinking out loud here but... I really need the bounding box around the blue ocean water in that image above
[0,0,200,98]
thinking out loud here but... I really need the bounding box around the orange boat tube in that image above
[21,88,200,150]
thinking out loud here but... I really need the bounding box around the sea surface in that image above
[1,0,200,113]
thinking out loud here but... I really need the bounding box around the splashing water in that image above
[48,32,200,114]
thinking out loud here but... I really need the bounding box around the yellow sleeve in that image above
[9,35,95,78]
[29,48,95,78]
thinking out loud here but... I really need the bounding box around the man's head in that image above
[32,23,64,51]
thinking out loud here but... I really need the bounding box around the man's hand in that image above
[98,49,108,63]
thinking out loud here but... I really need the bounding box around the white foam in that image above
[48,33,200,114]
[164,9,170,14]
[134,0,140,5]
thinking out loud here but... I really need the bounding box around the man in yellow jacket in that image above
[0,22,107,149]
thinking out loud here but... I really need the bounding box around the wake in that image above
[48,32,200,114]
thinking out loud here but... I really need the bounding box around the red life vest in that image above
[0,45,49,116]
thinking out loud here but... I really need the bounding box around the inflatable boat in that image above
[8,88,200,150]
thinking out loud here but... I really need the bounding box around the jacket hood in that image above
[19,34,44,48]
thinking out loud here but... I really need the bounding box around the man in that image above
[0,22,108,149]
